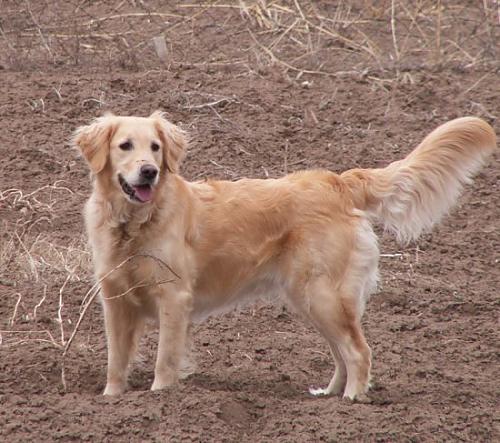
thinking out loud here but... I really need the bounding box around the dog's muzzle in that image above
[118,171,157,203]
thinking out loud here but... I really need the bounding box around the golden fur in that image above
[73,112,496,399]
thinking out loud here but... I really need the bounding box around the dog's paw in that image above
[151,370,178,391]
[309,383,345,397]
[343,392,373,404]
[103,382,126,396]
[308,386,330,397]
[352,393,373,404]
[151,379,175,391]
[179,357,197,380]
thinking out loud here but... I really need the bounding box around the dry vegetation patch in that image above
[1,1,498,74]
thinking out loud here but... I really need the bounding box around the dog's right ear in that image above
[72,114,116,174]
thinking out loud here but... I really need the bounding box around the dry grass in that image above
[239,0,498,81]
[0,1,497,75]
[0,182,91,350]
[1,232,90,284]
[0,229,90,351]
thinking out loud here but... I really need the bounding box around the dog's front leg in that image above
[101,279,145,396]
[151,289,193,391]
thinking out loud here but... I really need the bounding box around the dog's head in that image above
[73,111,187,204]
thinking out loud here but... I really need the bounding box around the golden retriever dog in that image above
[73,112,496,400]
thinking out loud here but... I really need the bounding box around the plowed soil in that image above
[0,2,498,442]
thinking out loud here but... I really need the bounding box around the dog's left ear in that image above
[150,111,187,174]
[72,114,116,174]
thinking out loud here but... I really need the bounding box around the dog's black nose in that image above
[140,164,158,181]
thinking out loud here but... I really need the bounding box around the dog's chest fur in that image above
[88,203,186,311]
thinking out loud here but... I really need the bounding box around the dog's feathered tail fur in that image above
[341,117,497,243]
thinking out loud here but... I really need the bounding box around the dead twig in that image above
[102,278,176,301]
[0,181,74,211]
[15,231,39,282]
[391,0,400,64]
[182,97,234,110]
[9,293,23,326]
[81,97,105,108]
[57,273,73,346]
[0,329,62,349]
[461,72,492,96]
[83,12,181,27]
[32,285,48,319]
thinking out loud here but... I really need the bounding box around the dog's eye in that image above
[119,141,133,151]
[151,142,160,152]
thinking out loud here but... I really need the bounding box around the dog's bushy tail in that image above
[341,117,497,243]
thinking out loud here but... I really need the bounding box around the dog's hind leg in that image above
[309,342,347,396]
[179,324,197,380]
[327,314,372,401]
[310,217,378,400]
[102,293,145,395]
[296,276,372,400]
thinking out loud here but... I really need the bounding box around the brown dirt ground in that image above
[0,1,499,442]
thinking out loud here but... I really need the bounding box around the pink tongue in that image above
[133,185,153,202]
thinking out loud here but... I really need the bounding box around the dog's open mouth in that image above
[118,174,154,203]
